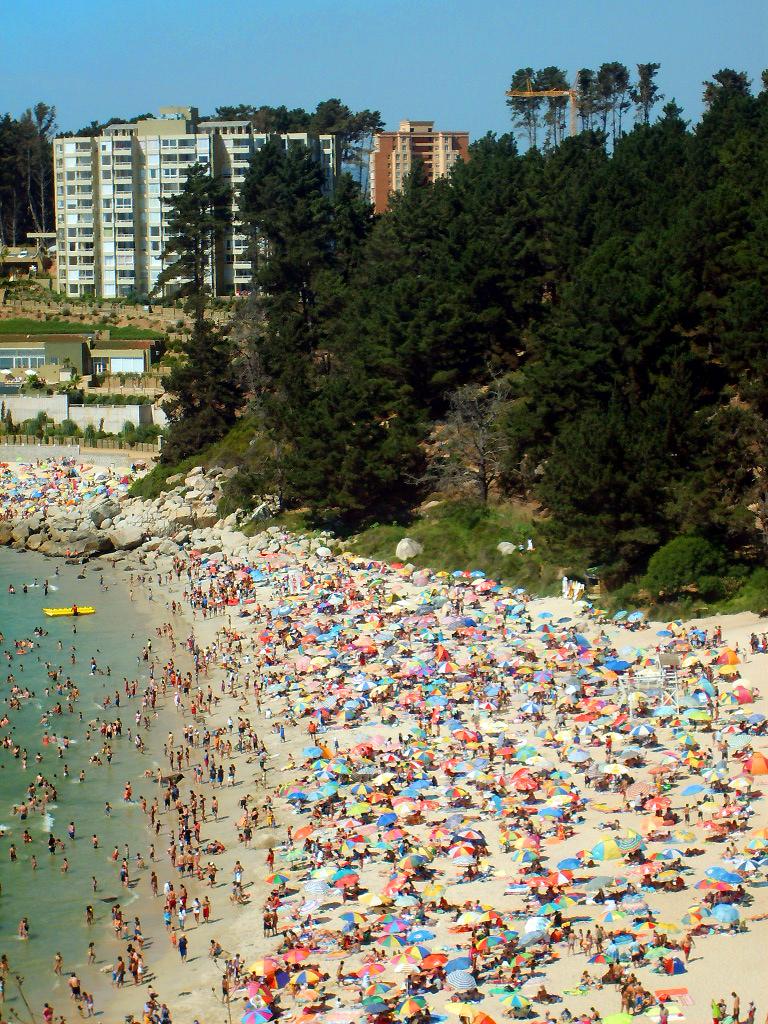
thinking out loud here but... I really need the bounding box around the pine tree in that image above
[161,314,242,463]
[154,162,232,303]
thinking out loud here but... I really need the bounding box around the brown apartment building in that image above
[370,120,470,214]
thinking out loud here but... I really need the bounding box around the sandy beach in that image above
[63,552,768,1024]
[0,458,766,1024]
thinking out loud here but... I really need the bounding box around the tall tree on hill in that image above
[157,163,239,463]
[507,67,543,148]
[153,162,232,310]
[239,136,333,384]
[703,68,752,107]
[630,63,664,124]
[161,315,243,464]
[18,103,57,232]
[576,68,599,131]
[595,62,631,143]
[0,104,56,244]
[537,67,570,148]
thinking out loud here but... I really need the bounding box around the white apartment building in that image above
[54,107,339,299]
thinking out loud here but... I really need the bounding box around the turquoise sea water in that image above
[0,548,158,1010]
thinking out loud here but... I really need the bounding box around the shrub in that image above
[643,536,728,599]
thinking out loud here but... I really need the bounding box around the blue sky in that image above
[4,0,766,137]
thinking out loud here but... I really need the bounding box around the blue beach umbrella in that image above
[709,904,740,925]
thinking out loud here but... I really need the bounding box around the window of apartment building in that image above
[150,226,160,237]
[177,139,194,147]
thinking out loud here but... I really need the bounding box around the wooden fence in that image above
[0,435,160,453]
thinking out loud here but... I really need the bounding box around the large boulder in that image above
[87,498,120,527]
[39,539,69,558]
[195,511,219,529]
[11,522,31,545]
[81,535,114,556]
[0,525,13,546]
[497,541,518,555]
[167,505,194,528]
[107,525,145,551]
[396,537,423,560]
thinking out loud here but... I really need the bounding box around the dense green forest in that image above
[0,103,56,245]
[4,68,768,601]
[157,65,768,602]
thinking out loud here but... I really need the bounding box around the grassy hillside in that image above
[129,417,262,499]
[0,317,163,340]
[344,500,567,593]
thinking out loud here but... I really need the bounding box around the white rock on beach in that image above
[396,537,423,560]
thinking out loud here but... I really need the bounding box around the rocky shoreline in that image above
[0,465,336,569]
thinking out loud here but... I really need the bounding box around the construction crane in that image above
[506,78,578,138]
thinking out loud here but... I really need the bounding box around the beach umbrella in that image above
[283,948,311,964]
[303,879,331,899]
[745,752,768,775]
[397,996,427,1018]
[249,959,280,976]
[362,998,390,1014]
[242,1010,273,1024]
[293,969,323,987]
[444,956,472,973]
[706,867,743,884]
[446,969,476,991]
[265,871,290,885]
[500,992,531,1010]
[590,838,623,861]
[709,904,740,925]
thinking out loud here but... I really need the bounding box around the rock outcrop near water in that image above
[0,466,335,567]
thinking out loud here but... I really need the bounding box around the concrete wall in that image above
[0,393,159,431]
[1,394,68,423]
[68,404,152,432]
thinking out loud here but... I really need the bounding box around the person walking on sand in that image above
[178,934,188,962]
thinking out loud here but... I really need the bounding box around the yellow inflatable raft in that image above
[43,607,96,617]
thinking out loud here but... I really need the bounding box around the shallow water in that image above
[0,548,160,1007]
